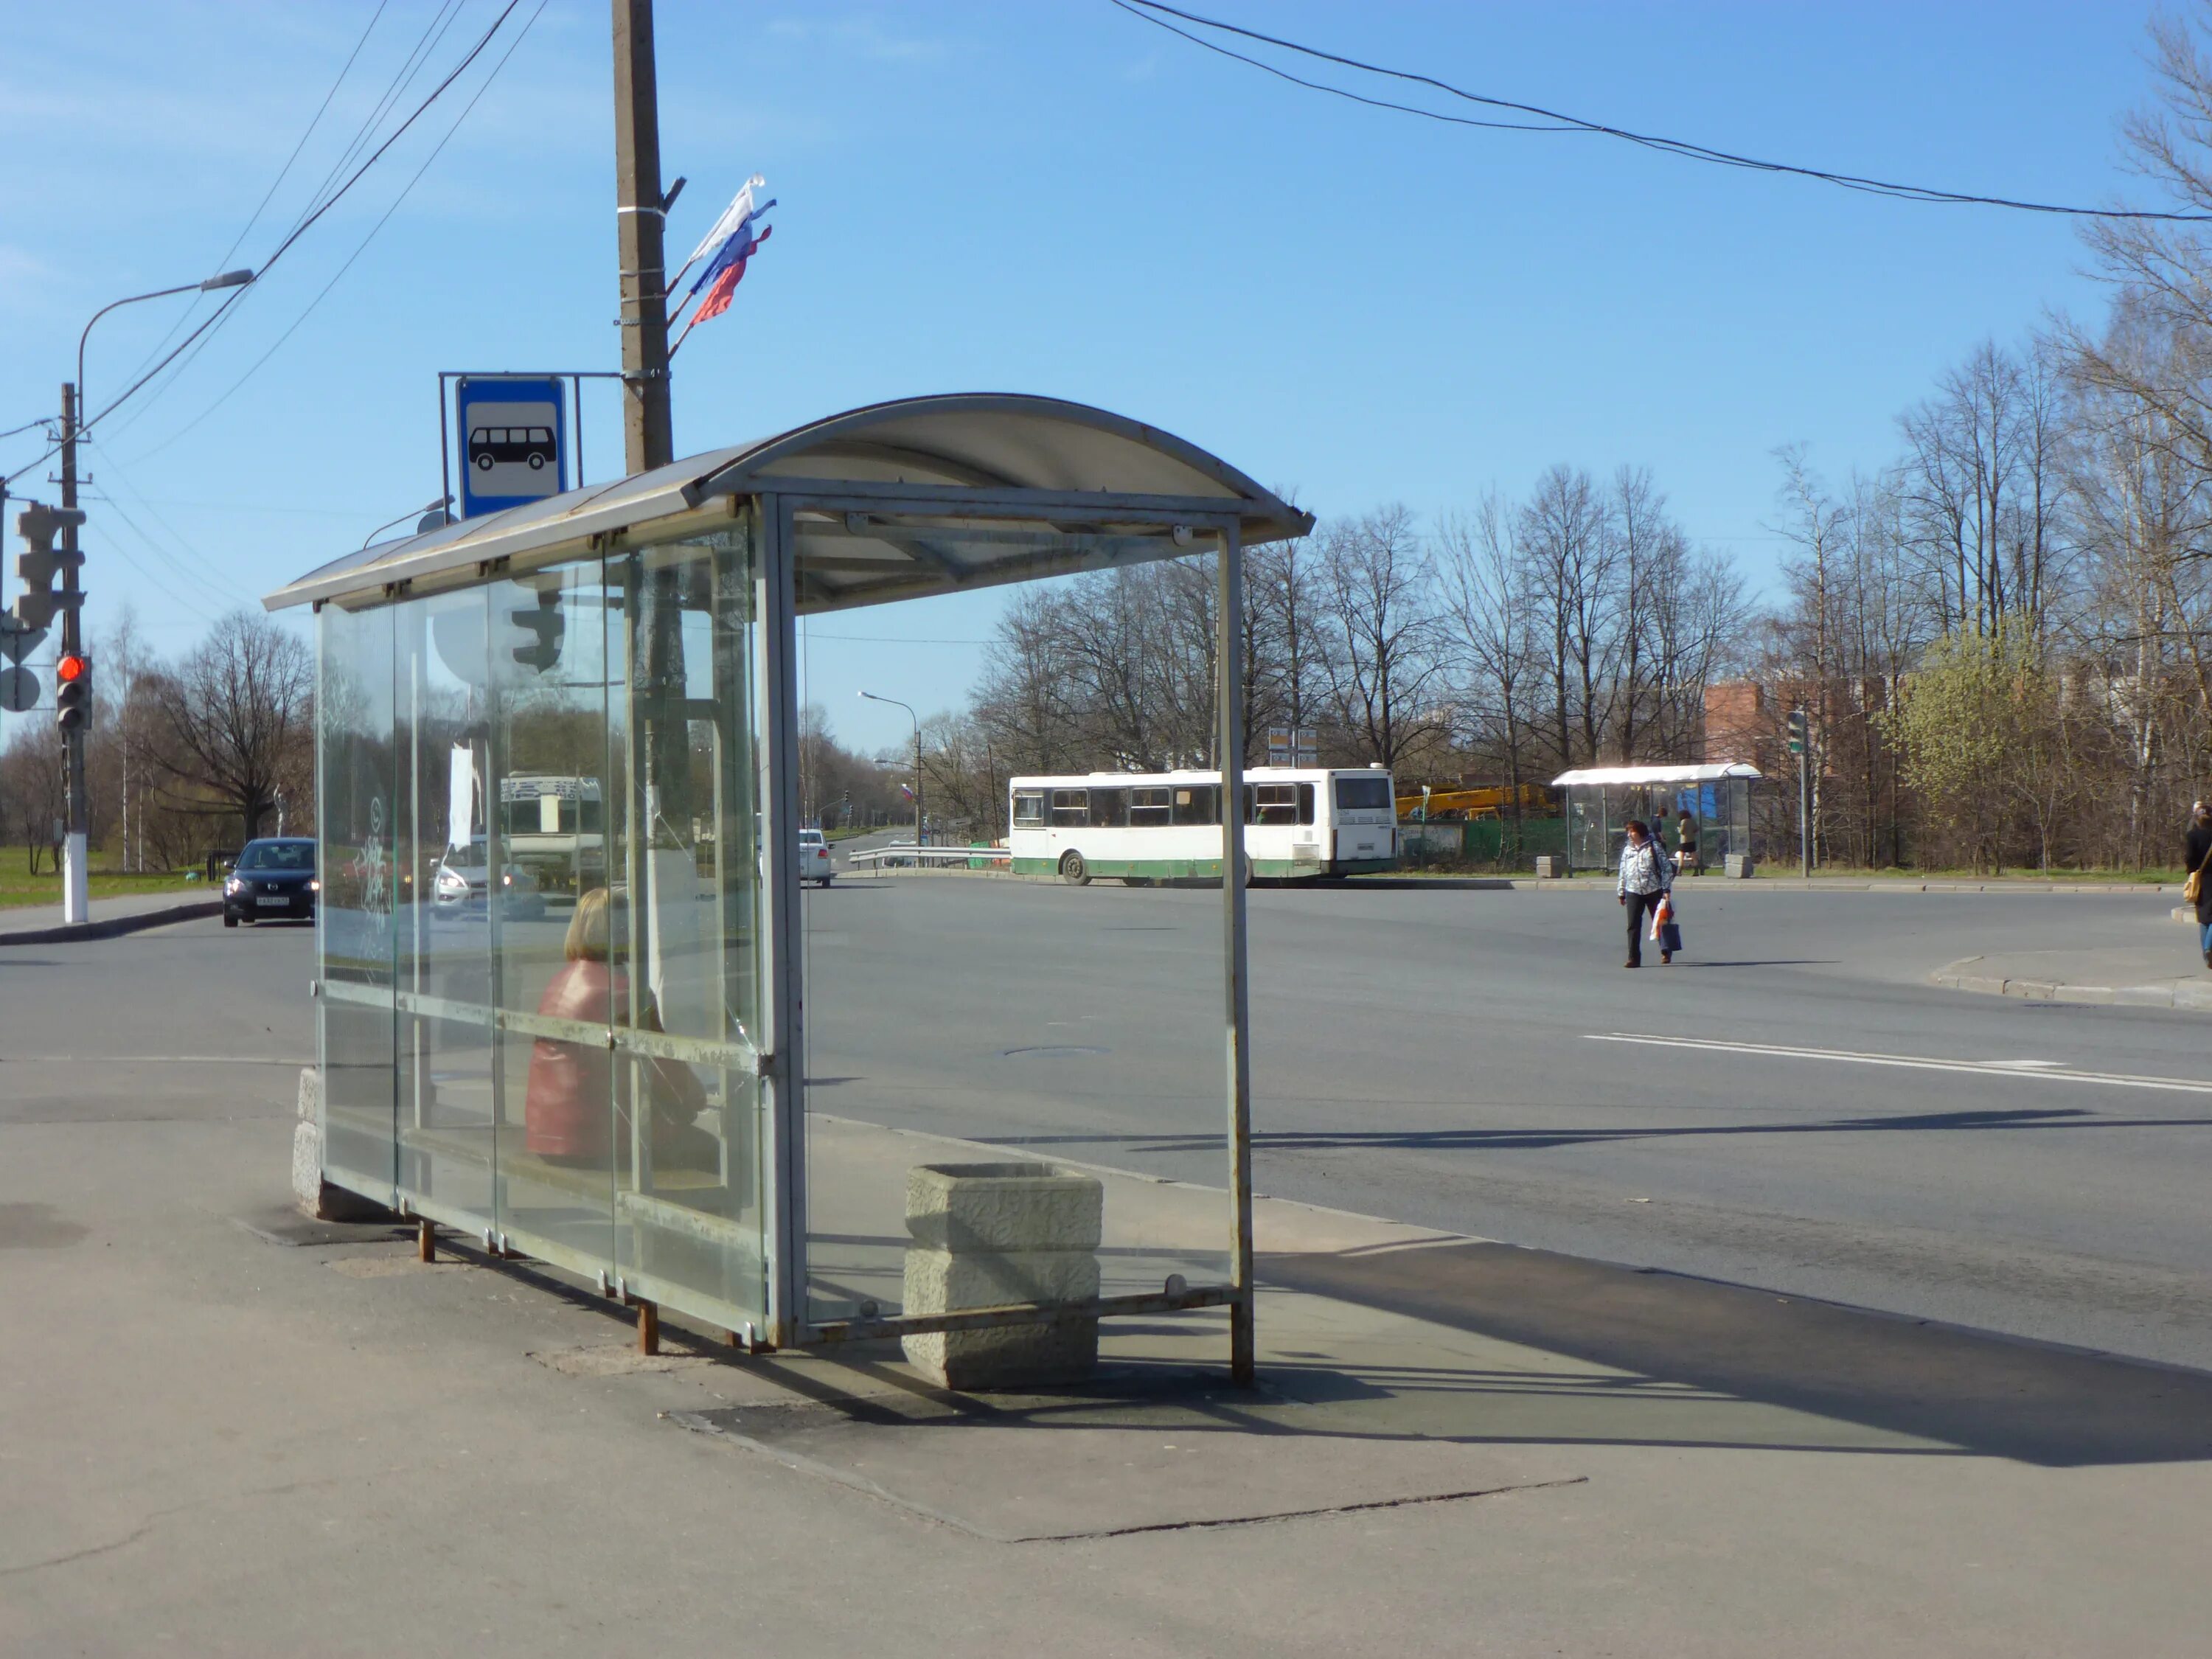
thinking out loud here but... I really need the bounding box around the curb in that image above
[0,897,223,947]
[1931,954,2212,1011]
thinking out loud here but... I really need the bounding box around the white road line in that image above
[1587,1032,2212,1097]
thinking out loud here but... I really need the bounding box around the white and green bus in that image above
[1007,767,1398,883]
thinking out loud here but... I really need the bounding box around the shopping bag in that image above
[1660,920,1683,955]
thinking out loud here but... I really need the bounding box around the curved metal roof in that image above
[265,393,1312,611]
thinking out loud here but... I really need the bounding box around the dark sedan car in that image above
[223,837,318,927]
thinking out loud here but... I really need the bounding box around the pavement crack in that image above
[0,1474,357,1580]
[1023,1475,1588,1542]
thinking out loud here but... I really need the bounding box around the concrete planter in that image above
[291,1067,392,1223]
[902,1162,1104,1390]
[1533,855,1569,880]
[1725,853,1756,879]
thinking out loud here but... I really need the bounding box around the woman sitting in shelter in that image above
[525,886,716,1170]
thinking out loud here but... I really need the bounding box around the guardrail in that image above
[846,844,1010,872]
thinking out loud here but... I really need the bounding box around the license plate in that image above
[256,895,291,907]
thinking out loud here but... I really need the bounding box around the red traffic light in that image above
[55,653,86,684]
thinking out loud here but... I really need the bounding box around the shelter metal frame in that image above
[276,396,1295,1380]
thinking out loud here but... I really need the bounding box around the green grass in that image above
[0,864,203,910]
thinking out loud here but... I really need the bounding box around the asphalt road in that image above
[8,876,2208,1371]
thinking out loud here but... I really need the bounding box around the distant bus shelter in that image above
[265,394,1311,1378]
[1553,762,1760,872]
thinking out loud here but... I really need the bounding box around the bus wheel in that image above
[1059,850,1091,886]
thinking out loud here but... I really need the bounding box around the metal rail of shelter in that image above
[269,394,1310,1378]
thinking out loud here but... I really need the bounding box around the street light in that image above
[362,494,455,549]
[77,268,256,405]
[859,689,922,858]
[49,265,255,927]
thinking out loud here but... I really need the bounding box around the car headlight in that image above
[501,874,512,887]
[308,879,320,893]
[224,877,243,894]
[437,872,466,892]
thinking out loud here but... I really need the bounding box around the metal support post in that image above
[612,0,674,474]
[1214,522,1256,1385]
[58,382,87,925]
[1799,742,1811,878]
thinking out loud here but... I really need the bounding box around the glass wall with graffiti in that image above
[315,512,770,1335]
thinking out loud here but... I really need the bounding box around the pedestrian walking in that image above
[1675,809,1700,874]
[1618,818,1675,968]
[2187,802,2212,970]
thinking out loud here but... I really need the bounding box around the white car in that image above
[799,828,834,886]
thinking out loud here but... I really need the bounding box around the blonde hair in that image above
[566,886,616,961]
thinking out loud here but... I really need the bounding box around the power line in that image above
[85,441,264,608]
[111,0,398,402]
[75,493,228,627]
[122,0,547,463]
[1112,0,2212,222]
[76,0,522,442]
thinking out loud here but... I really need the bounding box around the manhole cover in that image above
[997,1045,1108,1059]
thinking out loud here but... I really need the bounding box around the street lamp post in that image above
[860,690,921,860]
[58,267,254,924]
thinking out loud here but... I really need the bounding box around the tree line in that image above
[908,8,2212,874]
[0,608,311,872]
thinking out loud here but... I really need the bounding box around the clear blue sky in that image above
[0,1,2170,757]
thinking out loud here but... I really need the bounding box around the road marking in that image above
[1587,1032,2212,1096]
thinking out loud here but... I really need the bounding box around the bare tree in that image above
[1317,505,1445,767]
[152,611,314,844]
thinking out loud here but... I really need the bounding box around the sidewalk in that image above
[1935,940,2212,1009]
[7,1074,2212,1655]
[0,887,218,944]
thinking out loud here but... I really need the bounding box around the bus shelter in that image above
[1554,762,1760,872]
[265,394,1311,1380]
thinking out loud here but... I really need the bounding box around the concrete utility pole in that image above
[58,380,87,925]
[612,0,674,475]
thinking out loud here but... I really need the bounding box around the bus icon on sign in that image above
[470,425,555,472]
[454,378,565,518]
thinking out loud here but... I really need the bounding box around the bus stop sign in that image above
[456,375,566,519]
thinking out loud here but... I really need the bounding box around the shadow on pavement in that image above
[1263,1240,2212,1468]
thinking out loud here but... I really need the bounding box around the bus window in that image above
[1051,789,1088,827]
[1298,783,1315,825]
[1013,790,1046,827]
[1130,787,1172,827]
[1089,787,1129,828]
[1248,783,1299,825]
[1172,785,1219,826]
[1334,775,1394,812]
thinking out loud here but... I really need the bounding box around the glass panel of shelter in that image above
[789,512,1235,1340]
[484,562,619,1282]
[317,602,399,1204]
[393,585,499,1238]
[597,526,767,1331]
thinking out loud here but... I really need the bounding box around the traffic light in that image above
[1786,709,1808,756]
[509,589,564,673]
[13,502,85,633]
[55,650,89,731]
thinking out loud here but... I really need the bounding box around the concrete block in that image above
[1725,853,1755,878]
[905,1162,1102,1253]
[902,1161,1105,1391]
[292,1065,393,1223]
[1532,855,1568,880]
